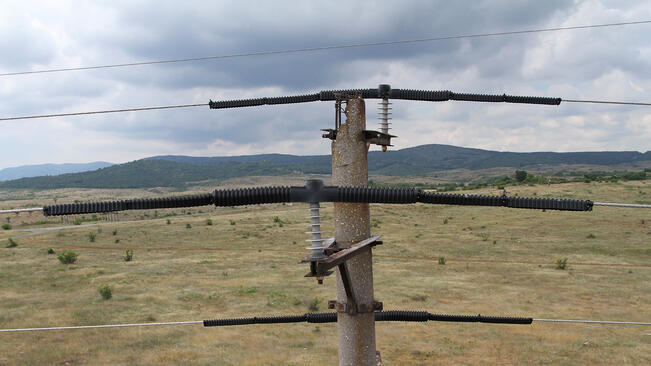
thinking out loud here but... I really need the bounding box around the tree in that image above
[515,170,528,182]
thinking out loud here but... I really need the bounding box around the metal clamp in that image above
[328,300,383,315]
[301,235,382,280]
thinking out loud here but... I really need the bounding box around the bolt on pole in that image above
[331,97,377,365]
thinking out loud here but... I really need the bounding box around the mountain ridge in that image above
[0,162,114,182]
[1,144,648,189]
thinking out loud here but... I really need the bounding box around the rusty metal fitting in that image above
[328,300,383,314]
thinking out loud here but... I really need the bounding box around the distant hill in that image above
[0,162,114,181]
[1,144,648,189]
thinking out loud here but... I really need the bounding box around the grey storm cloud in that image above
[0,0,649,169]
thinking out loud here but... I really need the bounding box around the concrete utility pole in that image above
[331,97,377,365]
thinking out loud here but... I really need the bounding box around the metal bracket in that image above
[323,92,364,140]
[328,300,383,314]
[321,128,337,140]
[363,130,395,147]
[301,235,382,278]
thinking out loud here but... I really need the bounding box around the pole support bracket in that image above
[300,235,382,279]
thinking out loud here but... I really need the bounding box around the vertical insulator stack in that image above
[305,202,327,259]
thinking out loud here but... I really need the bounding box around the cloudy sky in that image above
[0,0,649,169]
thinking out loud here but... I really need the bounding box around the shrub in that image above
[1,223,11,230]
[124,249,133,262]
[88,233,96,242]
[57,250,78,264]
[6,238,17,248]
[47,248,55,254]
[114,239,120,243]
[586,233,596,239]
[556,257,568,270]
[166,219,171,225]
[308,297,321,311]
[438,257,446,265]
[229,220,236,225]
[186,223,192,229]
[98,285,112,300]
[443,218,448,224]
[112,229,118,236]
[206,219,213,226]
[515,170,528,182]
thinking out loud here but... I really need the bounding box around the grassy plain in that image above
[0,180,649,365]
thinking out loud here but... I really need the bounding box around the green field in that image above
[0,180,649,365]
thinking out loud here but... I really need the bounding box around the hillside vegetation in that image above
[0,144,648,189]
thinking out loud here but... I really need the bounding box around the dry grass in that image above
[0,180,649,365]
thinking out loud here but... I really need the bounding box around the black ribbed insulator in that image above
[419,192,593,212]
[419,192,502,207]
[305,312,337,323]
[428,313,533,324]
[42,193,215,216]
[503,95,562,105]
[203,315,307,327]
[265,94,320,105]
[392,89,452,102]
[506,197,593,211]
[450,92,562,105]
[375,310,429,322]
[210,88,562,108]
[319,89,378,101]
[212,186,290,207]
[337,187,420,204]
[451,92,505,102]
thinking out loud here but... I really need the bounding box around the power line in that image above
[0,103,207,121]
[1,20,650,77]
[563,99,651,106]
[1,97,651,123]
[533,319,651,325]
[0,208,43,214]
[594,202,651,209]
[1,314,648,333]
[0,320,202,333]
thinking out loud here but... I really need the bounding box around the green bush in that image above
[6,238,17,248]
[515,170,528,182]
[229,220,236,225]
[88,232,96,242]
[438,257,446,265]
[47,248,55,254]
[206,219,213,226]
[112,229,118,235]
[186,223,192,229]
[308,297,321,311]
[57,250,78,264]
[166,219,171,225]
[556,257,568,270]
[124,249,133,262]
[1,223,11,230]
[98,285,112,300]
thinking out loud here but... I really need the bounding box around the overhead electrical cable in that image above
[0,103,207,121]
[2,85,651,122]
[1,312,649,333]
[2,183,648,216]
[563,99,651,106]
[1,20,650,77]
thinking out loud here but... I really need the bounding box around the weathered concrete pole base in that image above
[332,98,376,366]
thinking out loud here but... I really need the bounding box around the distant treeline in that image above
[370,169,649,191]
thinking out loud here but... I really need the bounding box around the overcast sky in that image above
[0,0,649,169]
